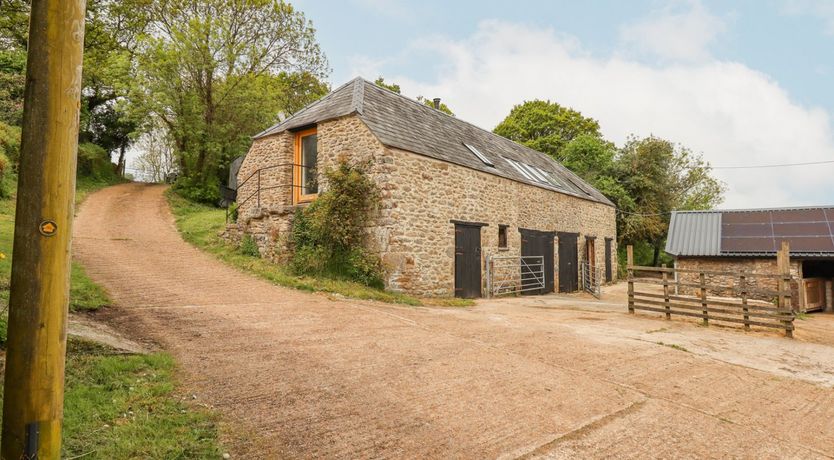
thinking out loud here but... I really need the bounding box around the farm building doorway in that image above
[558,232,579,293]
[801,260,834,311]
[520,229,555,295]
[454,223,483,298]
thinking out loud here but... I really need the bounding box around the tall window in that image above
[498,225,508,249]
[294,128,318,203]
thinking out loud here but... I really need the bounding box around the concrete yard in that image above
[74,183,834,459]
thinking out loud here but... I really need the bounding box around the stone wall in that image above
[230,114,618,297]
[674,257,801,309]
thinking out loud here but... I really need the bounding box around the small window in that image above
[464,143,494,166]
[498,225,508,249]
[294,128,318,203]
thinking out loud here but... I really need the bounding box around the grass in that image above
[166,189,474,307]
[0,175,223,458]
[656,341,690,353]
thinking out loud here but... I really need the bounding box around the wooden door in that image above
[454,224,482,298]
[520,229,555,295]
[605,238,613,283]
[558,233,579,292]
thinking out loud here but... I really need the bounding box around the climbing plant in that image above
[291,160,383,287]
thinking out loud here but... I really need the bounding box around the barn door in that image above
[520,229,555,295]
[558,233,579,292]
[605,238,613,283]
[454,224,482,298]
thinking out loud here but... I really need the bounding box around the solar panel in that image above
[720,208,834,254]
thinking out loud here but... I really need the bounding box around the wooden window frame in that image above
[293,127,318,204]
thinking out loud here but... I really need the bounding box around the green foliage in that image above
[494,99,601,159]
[137,0,329,196]
[291,161,383,287]
[166,189,428,305]
[614,136,725,264]
[0,121,21,166]
[240,234,260,257]
[173,175,221,205]
[77,142,120,183]
[0,49,26,126]
[374,76,455,115]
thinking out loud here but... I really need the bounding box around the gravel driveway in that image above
[73,183,834,459]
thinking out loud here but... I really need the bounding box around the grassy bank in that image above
[166,190,472,307]
[0,177,222,458]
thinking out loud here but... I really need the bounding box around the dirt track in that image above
[73,183,834,459]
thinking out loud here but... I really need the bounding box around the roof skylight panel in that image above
[463,143,495,167]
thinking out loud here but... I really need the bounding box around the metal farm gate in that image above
[486,255,546,297]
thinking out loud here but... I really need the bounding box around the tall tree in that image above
[374,76,455,116]
[615,136,725,265]
[493,100,601,160]
[137,0,329,202]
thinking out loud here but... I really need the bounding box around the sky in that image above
[290,0,834,209]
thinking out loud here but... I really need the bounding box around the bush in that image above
[173,175,221,205]
[290,160,383,287]
[77,142,120,182]
[0,152,10,198]
[0,121,21,166]
[239,234,260,257]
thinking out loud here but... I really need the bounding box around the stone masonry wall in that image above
[674,257,801,310]
[378,146,616,296]
[230,114,618,297]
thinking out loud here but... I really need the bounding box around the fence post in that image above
[485,255,492,299]
[627,245,634,314]
[740,274,750,330]
[700,272,708,326]
[777,241,793,338]
[662,263,670,320]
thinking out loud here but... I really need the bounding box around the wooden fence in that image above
[626,243,796,338]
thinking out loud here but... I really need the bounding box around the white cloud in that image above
[619,0,726,62]
[373,20,834,209]
[782,0,834,35]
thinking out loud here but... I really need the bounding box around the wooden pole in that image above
[700,272,708,326]
[1,1,87,459]
[740,274,749,330]
[662,263,670,320]
[627,245,634,314]
[776,241,794,338]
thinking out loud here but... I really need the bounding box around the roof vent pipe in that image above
[433,98,441,110]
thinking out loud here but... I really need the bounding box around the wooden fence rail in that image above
[626,243,795,338]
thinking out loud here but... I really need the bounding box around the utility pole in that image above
[1,1,87,459]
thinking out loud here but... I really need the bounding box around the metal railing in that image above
[580,261,604,298]
[234,162,316,210]
[486,255,545,298]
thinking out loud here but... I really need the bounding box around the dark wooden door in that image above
[605,238,613,282]
[454,224,482,298]
[520,229,554,295]
[558,233,579,292]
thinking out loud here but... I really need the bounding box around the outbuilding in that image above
[665,207,834,312]
[230,77,617,297]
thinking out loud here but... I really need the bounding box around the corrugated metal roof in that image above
[666,206,834,257]
[665,211,722,256]
[253,77,614,207]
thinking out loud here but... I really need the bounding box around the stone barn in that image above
[230,77,617,297]
[665,207,834,312]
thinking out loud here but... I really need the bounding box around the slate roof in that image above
[666,207,834,257]
[254,77,614,206]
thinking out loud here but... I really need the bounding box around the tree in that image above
[0,50,26,126]
[493,100,601,160]
[133,121,177,182]
[374,76,454,116]
[137,0,329,202]
[615,136,725,265]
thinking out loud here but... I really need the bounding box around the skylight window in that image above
[464,143,494,167]
[504,158,562,189]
